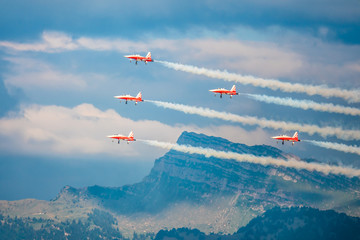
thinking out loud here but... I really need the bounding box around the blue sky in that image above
[0,0,359,200]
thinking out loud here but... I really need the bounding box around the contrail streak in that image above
[243,93,360,116]
[156,60,360,103]
[146,100,360,141]
[304,140,360,156]
[140,139,360,178]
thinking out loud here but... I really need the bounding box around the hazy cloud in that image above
[181,39,303,78]
[0,103,270,159]
[1,31,360,86]
[0,31,177,54]
[3,57,87,91]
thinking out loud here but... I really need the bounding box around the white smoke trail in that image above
[146,100,360,141]
[244,93,360,116]
[140,139,360,178]
[156,60,360,103]
[304,140,360,156]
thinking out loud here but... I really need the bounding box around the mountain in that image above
[234,207,360,240]
[0,131,359,237]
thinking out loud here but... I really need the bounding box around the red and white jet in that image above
[107,131,136,144]
[209,85,238,98]
[272,132,301,145]
[124,52,153,64]
[114,92,143,105]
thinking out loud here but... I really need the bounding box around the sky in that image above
[0,0,359,200]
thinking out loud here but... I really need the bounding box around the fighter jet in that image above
[272,132,300,145]
[114,92,143,105]
[107,131,136,144]
[209,85,238,98]
[124,52,153,65]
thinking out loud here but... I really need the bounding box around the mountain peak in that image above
[176,131,284,158]
[176,131,231,145]
[51,185,80,202]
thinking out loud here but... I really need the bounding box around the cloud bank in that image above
[0,103,183,158]
[0,31,174,53]
[1,31,360,85]
[0,103,270,159]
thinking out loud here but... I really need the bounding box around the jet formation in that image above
[112,52,302,147]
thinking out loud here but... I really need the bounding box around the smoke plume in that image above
[140,139,360,178]
[304,140,360,156]
[244,94,360,116]
[146,100,360,141]
[157,61,360,103]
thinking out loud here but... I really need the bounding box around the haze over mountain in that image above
[0,132,359,237]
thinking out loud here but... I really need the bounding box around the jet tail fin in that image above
[230,85,236,92]
[128,131,134,138]
[292,131,298,140]
[146,52,151,59]
[136,92,142,99]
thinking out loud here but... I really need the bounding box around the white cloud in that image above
[180,39,303,78]
[2,30,359,88]
[42,31,78,51]
[0,103,270,160]
[0,31,302,78]
[0,32,78,53]
[0,31,177,54]
[76,37,148,52]
[3,57,87,91]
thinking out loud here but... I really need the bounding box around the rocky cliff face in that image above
[75,132,359,216]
